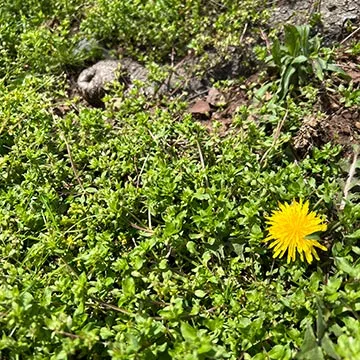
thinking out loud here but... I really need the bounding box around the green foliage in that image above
[81,0,206,57]
[0,1,359,359]
[80,0,266,61]
[347,40,360,56]
[0,0,87,78]
[265,25,349,99]
[1,74,357,359]
[0,0,265,79]
[339,83,360,107]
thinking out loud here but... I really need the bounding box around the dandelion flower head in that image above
[265,199,327,264]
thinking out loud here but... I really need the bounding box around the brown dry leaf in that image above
[53,104,71,117]
[264,92,272,101]
[188,100,211,114]
[206,88,226,107]
[245,72,260,85]
[347,70,360,83]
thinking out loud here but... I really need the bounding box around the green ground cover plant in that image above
[263,24,349,100]
[0,0,359,359]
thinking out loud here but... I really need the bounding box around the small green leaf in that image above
[326,64,351,79]
[316,300,326,340]
[292,55,308,64]
[194,289,206,298]
[100,327,114,340]
[321,334,341,360]
[351,246,360,255]
[269,345,285,359]
[312,59,324,81]
[122,277,135,297]
[254,82,273,100]
[305,232,321,241]
[296,323,324,360]
[298,25,310,56]
[335,257,358,278]
[346,229,360,239]
[271,38,282,67]
[284,24,301,56]
[159,259,167,269]
[186,241,197,254]
[302,323,318,352]
[300,347,324,360]
[278,65,296,99]
[325,277,342,295]
[180,322,197,342]
[232,243,245,258]
[197,342,213,354]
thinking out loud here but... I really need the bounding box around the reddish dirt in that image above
[187,43,360,155]
[293,49,360,155]
[187,87,249,136]
[293,105,360,155]
[323,107,360,145]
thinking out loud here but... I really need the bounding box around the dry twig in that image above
[260,110,288,166]
[136,154,150,188]
[340,26,360,45]
[62,134,85,192]
[239,23,248,44]
[340,146,359,210]
[196,140,209,188]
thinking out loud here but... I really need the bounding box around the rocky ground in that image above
[271,0,360,41]
[72,1,359,154]
[76,1,360,105]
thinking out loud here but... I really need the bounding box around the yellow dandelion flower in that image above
[264,199,327,264]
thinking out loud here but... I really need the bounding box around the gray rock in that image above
[77,57,207,107]
[77,49,251,107]
[77,60,122,107]
[117,58,155,96]
[270,0,360,41]
[77,58,157,107]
